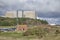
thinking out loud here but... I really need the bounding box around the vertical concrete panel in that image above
[18,11,22,18]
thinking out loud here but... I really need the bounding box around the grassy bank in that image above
[0,25,60,40]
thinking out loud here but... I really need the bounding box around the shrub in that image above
[23,27,48,38]
[55,30,60,36]
[0,17,48,26]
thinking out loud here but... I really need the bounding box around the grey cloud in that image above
[25,0,60,12]
[0,0,60,12]
[39,17,60,24]
[38,12,60,18]
[0,11,5,16]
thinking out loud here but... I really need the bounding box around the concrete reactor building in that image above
[5,11,36,19]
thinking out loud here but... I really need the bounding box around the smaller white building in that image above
[49,24,56,26]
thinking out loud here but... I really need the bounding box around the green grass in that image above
[0,32,60,40]
[0,32,41,40]
[0,26,15,28]
[0,32,23,38]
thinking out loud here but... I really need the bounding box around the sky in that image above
[0,0,60,24]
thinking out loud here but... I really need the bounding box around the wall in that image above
[5,11,36,19]
[24,11,36,19]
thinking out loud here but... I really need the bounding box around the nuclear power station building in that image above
[5,11,36,19]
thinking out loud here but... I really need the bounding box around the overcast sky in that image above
[0,0,60,24]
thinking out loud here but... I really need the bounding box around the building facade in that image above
[5,11,22,18]
[23,11,36,19]
[5,11,36,19]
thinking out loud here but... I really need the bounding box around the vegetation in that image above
[1,17,60,40]
[0,17,48,26]
[23,27,48,37]
[0,25,60,40]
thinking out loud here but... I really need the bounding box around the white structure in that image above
[5,11,36,19]
[49,24,56,26]
[5,11,17,18]
[24,11,36,19]
[18,11,22,18]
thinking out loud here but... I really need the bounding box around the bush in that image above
[0,17,48,26]
[55,30,60,36]
[23,27,48,38]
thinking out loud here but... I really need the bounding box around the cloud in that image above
[0,0,60,12]
[37,17,60,24]
[0,10,5,16]
[19,0,27,2]
[24,0,60,12]
[38,12,60,18]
